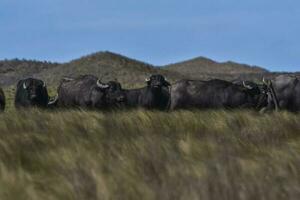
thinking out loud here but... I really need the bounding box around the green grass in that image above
[0,108,299,200]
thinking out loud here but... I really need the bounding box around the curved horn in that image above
[145,77,150,82]
[262,77,267,85]
[62,77,74,82]
[97,80,109,89]
[269,82,279,112]
[243,81,252,89]
[23,82,27,89]
[48,94,59,106]
[43,81,46,87]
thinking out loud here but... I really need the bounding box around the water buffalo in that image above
[0,87,5,111]
[54,75,126,109]
[124,74,170,110]
[15,78,49,108]
[265,75,300,112]
[169,79,269,110]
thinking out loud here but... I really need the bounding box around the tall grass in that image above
[0,109,299,200]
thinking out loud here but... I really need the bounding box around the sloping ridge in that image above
[0,59,59,86]
[35,51,184,87]
[0,51,279,88]
[0,52,184,87]
[164,56,268,80]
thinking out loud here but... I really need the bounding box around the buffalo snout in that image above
[152,81,162,88]
[147,75,170,89]
[116,95,126,102]
[30,94,37,100]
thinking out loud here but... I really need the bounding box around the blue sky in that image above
[0,0,299,72]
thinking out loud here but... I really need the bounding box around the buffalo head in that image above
[22,78,47,101]
[145,74,170,90]
[96,80,126,108]
[15,78,49,108]
[241,81,270,109]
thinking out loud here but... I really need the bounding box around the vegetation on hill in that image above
[0,59,59,86]
[164,56,268,81]
[0,52,185,88]
[1,51,291,89]
[0,109,299,200]
[0,52,300,200]
[36,51,184,88]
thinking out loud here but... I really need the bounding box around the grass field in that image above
[0,108,299,200]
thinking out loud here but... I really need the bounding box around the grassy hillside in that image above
[36,52,185,88]
[0,59,59,86]
[164,56,268,80]
[1,53,300,200]
[0,52,184,88]
[1,51,299,90]
[0,109,299,200]
[0,51,275,89]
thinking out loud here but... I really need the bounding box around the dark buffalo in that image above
[0,87,5,111]
[54,75,126,109]
[265,75,300,112]
[170,79,269,110]
[124,74,170,110]
[15,78,49,108]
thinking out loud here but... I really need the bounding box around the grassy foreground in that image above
[0,109,299,200]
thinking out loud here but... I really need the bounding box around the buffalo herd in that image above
[0,74,299,112]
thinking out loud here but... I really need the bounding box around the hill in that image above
[164,56,268,80]
[0,59,59,86]
[0,51,298,89]
[0,52,184,88]
[36,51,184,88]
